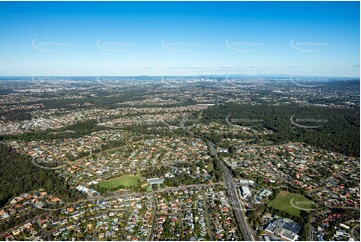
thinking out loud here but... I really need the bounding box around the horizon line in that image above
[0,74,359,79]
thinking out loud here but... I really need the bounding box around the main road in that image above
[207,140,255,241]
[180,115,255,241]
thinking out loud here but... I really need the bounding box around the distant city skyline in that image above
[0,1,359,77]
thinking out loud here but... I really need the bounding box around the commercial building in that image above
[146,178,164,186]
[265,217,301,241]
[241,186,252,199]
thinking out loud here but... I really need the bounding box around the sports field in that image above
[270,191,316,217]
[99,175,144,189]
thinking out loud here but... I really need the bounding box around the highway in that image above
[207,141,255,241]
[149,194,158,241]
[180,115,255,241]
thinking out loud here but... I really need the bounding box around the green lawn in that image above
[99,175,144,189]
[270,191,316,217]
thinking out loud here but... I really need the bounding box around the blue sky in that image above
[0,1,359,77]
